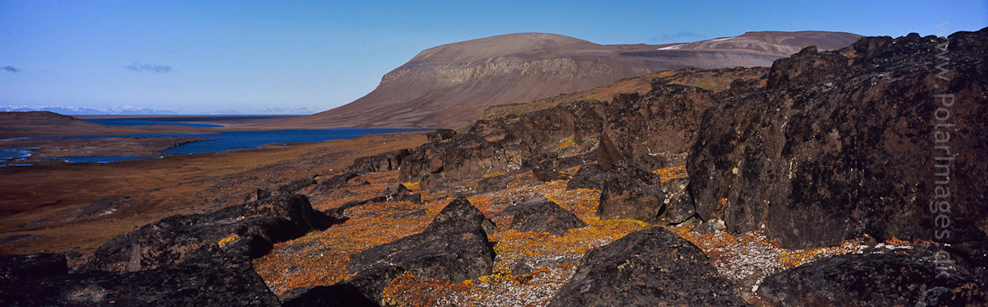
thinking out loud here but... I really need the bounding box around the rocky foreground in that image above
[2,28,987,306]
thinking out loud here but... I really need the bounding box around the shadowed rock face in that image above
[758,249,988,306]
[597,85,720,171]
[266,31,859,129]
[687,29,988,249]
[398,81,734,196]
[548,227,748,306]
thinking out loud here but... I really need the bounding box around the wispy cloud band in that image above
[650,31,705,43]
[125,63,174,73]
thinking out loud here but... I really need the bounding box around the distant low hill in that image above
[0,112,210,139]
[264,31,860,129]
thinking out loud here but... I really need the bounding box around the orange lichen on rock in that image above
[216,234,239,248]
[652,165,688,183]
[558,136,575,149]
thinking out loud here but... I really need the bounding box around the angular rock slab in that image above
[565,163,607,190]
[548,227,748,306]
[494,195,587,236]
[0,240,280,306]
[346,196,495,284]
[758,252,988,306]
[88,194,322,272]
[597,163,667,223]
[281,265,406,307]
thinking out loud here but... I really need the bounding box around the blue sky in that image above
[1,1,985,115]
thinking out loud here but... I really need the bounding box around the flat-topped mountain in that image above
[262,31,860,129]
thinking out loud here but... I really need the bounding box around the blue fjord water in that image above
[65,128,419,155]
[1,126,423,165]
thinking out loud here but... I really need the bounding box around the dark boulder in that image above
[758,250,988,306]
[380,183,422,204]
[494,196,587,236]
[346,228,494,284]
[326,185,424,220]
[346,197,495,284]
[947,241,988,268]
[687,29,988,248]
[280,284,379,307]
[427,129,456,142]
[399,99,607,187]
[477,173,515,193]
[423,196,488,233]
[281,265,406,307]
[87,219,286,272]
[0,253,67,277]
[348,149,413,173]
[556,151,597,171]
[598,164,667,223]
[314,171,360,193]
[765,45,851,89]
[547,227,747,306]
[88,194,322,272]
[277,177,317,194]
[0,239,280,306]
[566,163,608,190]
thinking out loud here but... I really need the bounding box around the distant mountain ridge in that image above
[0,105,322,115]
[265,31,860,129]
[0,105,179,116]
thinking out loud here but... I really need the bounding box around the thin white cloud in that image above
[125,63,174,73]
[650,31,705,43]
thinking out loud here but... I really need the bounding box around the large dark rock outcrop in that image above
[398,100,607,191]
[757,249,988,306]
[687,29,988,248]
[1,240,280,306]
[597,86,719,170]
[346,196,496,284]
[493,196,587,236]
[348,149,413,173]
[547,227,748,306]
[87,194,324,272]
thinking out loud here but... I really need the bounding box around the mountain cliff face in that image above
[269,31,860,129]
